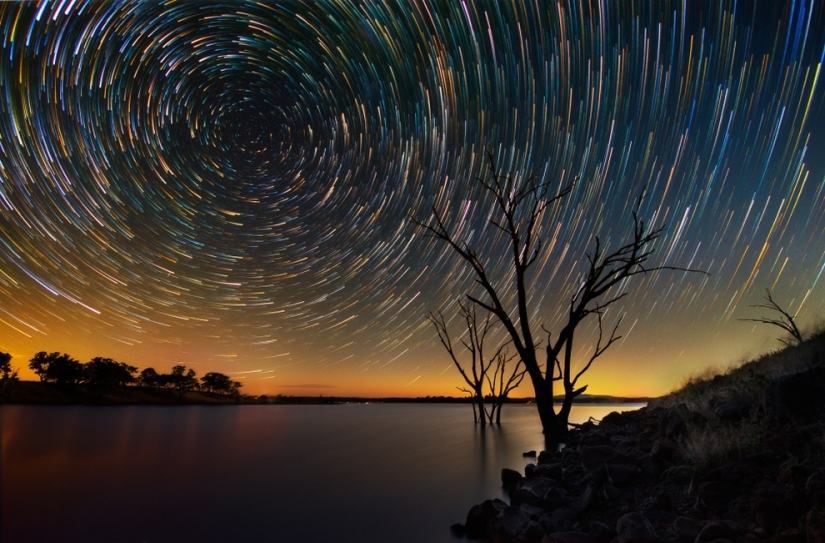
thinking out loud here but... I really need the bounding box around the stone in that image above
[539,450,559,464]
[807,471,825,508]
[752,482,802,534]
[673,516,702,543]
[808,509,825,543]
[763,367,825,421]
[616,512,657,543]
[600,410,626,426]
[605,452,638,484]
[511,477,563,507]
[713,397,752,422]
[526,462,564,480]
[519,503,546,520]
[522,520,546,541]
[697,481,739,513]
[651,436,681,462]
[579,433,613,448]
[464,498,507,539]
[502,467,523,490]
[694,520,738,543]
[524,450,538,457]
[580,445,618,474]
[542,531,598,543]
[588,521,614,542]
[487,506,531,541]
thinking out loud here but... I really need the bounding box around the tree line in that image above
[0,351,242,397]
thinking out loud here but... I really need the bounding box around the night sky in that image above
[1,1,824,398]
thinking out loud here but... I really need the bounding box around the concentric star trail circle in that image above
[1,1,824,396]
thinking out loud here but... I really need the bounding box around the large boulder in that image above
[502,467,523,491]
[464,498,507,539]
[694,520,740,543]
[763,367,825,421]
[580,445,618,474]
[672,516,703,543]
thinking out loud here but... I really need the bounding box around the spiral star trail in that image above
[1,0,824,397]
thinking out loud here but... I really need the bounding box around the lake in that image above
[2,403,643,543]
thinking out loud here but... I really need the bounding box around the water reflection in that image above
[2,403,641,543]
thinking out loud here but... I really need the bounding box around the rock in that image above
[763,367,825,421]
[616,512,657,543]
[762,527,805,542]
[526,462,564,480]
[552,484,596,523]
[580,445,618,474]
[465,498,507,539]
[519,503,546,520]
[511,477,565,508]
[694,520,738,543]
[600,410,627,426]
[487,506,531,541]
[807,471,825,508]
[657,405,688,439]
[543,531,598,543]
[449,523,465,536]
[673,516,703,543]
[808,509,825,543]
[588,521,615,541]
[579,433,613,448]
[651,436,681,463]
[524,450,538,457]
[539,450,559,464]
[751,482,802,534]
[697,481,739,513]
[713,397,752,422]
[502,467,523,490]
[522,520,545,540]
[605,453,638,484]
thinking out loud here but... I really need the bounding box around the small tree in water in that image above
[413,153,702,440]
[429,301,524,424]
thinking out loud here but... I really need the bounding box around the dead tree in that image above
[741,289,804,346]
[413,153,702,439]
[428,302,498,423]
[486,348,525,423]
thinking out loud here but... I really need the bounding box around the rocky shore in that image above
[452,340,825,543]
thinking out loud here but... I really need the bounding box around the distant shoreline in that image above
[0,380,652,406]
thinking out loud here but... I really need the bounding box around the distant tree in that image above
[413,153,702,439]
[29,351,83,385]
[741,289,804,347]
[138,367,161,388]
[0,351,18,399]
[200,372,242,395]
[169,364,198,397]
[0,351,13,379]
[83,357,138,388]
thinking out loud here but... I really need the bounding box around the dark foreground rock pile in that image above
[452,367,825,543]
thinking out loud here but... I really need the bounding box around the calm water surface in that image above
[2,403,642,543]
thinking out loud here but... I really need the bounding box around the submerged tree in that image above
[429,301,524,424]
[413,153,701,439]
[741,288,804,347]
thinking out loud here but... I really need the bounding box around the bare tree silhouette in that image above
[741,289,804,346]
[413,152,703,439]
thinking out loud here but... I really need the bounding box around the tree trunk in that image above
[533,380,567,440]
[476,395,487,424]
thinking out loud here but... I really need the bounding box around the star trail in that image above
[1,0,825,397]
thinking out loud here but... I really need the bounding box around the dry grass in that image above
[678,419,764,472]
[653,330,825,415]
